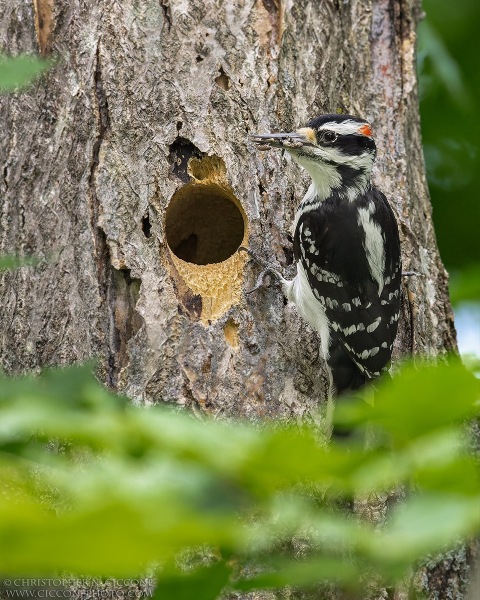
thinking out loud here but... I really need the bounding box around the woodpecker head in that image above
[252,114,377,198]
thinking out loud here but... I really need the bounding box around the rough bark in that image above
[0,0,464,597]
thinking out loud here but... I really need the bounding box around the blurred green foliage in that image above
[0,361,478,598]
[418,0,480,272]
[448,264,480,306]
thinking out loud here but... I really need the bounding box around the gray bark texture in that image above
[0,0,468,598]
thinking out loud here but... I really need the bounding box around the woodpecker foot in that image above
[247,268,279,294]
[239,246,283,294]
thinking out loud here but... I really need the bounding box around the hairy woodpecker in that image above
[250,114,402,398]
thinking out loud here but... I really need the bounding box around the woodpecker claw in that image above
[402,271,422,277]
[238,246,268,270]
[239,247,283,294]
[246,270,272,294]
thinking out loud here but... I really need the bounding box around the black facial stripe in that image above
[334,134,376,155]
[294,149,374,166]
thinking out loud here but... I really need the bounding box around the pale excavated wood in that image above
[0,0,465,598]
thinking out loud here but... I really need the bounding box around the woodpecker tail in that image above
[326,341,391,440]
[328,342,367,396]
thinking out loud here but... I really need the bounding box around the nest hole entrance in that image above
[165,183,245,265]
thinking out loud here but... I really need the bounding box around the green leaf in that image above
[0,256,40,270]
[335,361,480,444]
[0,55,53,92]
[153,562,232,600]
[370,493,480,564]
[235,555,359,591]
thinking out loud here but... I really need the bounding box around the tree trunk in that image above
[0,0,464,597]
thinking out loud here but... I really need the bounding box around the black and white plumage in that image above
[251,114,402,398]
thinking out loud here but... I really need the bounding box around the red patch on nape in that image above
[358,124,373,137]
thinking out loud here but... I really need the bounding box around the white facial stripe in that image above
[318,120,369,136]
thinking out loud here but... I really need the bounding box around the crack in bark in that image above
[92,46,110,156]
[88,46,144,389]
[108,267,143,388]
[406,284,416,354]
[2,165,8,192]
[88,44,114,386]
[159,0,171,32]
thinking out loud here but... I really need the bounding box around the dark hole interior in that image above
[165,184,245,265]
[141,214,152,238]
[215,66,230,90]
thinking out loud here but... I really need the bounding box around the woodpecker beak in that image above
[251,128,315,151]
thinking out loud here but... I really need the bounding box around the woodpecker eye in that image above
[319,130,337,144]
